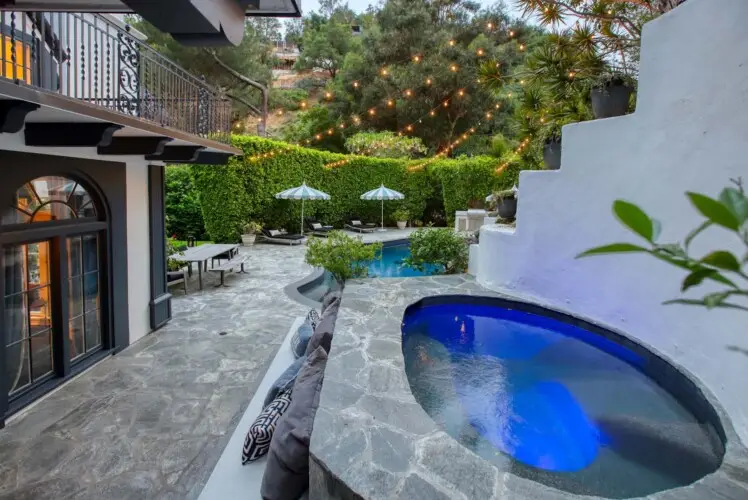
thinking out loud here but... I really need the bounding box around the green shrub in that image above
[392,208,410,222]
[269,88,309,111]
[190,135,520,241]
[165,165,207,240]
[403,228,469,274]
[344,131,428,159]
[305,231,383,284]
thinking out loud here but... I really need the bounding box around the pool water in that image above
[300,243,438,302]
[402,302,723,499]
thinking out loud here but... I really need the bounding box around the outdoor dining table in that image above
[178,243,240,290]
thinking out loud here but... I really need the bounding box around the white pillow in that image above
[312,223,322,229]
[269,229,280,237]
[351,220,362,225]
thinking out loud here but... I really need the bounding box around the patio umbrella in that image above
[360,184,405,231]
[275,182,331,235]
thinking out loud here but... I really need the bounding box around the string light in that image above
[406,125,413,132]
[476,48,484,56]
[324,92,333,100]
[448,39,456,46]
[327,128,334,135]
[457,89,465,97]
[380,68,389,76]
[425,78,432,85]
[368,108,376,116]
[450,64,459,72]
[353,81,359,88]
[443,101,449,107]
[487,22,493,29]
[300,101,307,109]
[519,44,525,51]
[387,100,395,107]
[413,55,421,63]
[568,71,576,78]
[509,30,515,37]
[404,89,413,97]
[429,110,436,116]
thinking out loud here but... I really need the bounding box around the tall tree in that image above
[294,21,356,78]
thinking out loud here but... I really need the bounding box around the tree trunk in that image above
[208,51,268,135]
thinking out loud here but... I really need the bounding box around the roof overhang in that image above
[0,79,240,164]
[1,0,302,45]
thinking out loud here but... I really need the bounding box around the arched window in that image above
[1,175,107,402]
[2,176,97,225]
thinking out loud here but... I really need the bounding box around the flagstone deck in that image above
[0,244,310,500]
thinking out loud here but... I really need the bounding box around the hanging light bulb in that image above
[368,108,376,116]
[339,123,346,129]
[327,128,334,135]
[476,48,484,56]
[448,39,456,46]
[426,78,432,85]
[300,101,307,108]
[406,125,413,132]
[413,55,421,63]
[404,89,412,97]
[443,101,449,107]
[450,64,458,72]
[509,30,515,37]
[486,112,493,119]
[380,68,389,76]
[568,71,576,78]
[487,22,494,29]
[353,81,359,88]
[519,44,525,51]
[495,103,500,109]
[387,100,394,107]
[458,89,465,97]
[315,134,322,140]
[325,91,332,99]
[429,110,436,116]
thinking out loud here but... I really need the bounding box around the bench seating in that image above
[208,254,250,287]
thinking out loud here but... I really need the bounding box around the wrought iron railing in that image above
[0,11,231,145]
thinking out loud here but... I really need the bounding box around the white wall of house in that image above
[0,131,156,346]
[472,0,748,444]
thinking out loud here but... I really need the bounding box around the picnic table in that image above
[178,243,240,290]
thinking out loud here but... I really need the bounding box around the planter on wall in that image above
[497,198,517,220]
[543,138,562,170]
[591,83,634,119]
[241,234,257,246]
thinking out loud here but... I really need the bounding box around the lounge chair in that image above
[259,228,305,245]
[305,217,334,237]
[345,218,378,233]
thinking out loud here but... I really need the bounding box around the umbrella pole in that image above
[301,199,305,236]
[380,199,385,231]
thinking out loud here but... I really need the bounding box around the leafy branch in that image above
[577,178,748,312]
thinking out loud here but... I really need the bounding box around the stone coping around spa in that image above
[309,275,748,500]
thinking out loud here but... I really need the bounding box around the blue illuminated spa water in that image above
[402,302,722,498]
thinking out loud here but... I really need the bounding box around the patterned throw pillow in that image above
[290,320,314,359]
[305,309,321,329]
[242,391,292,464]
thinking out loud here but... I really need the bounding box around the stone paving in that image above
[0,243,310,500]
[310,275,748,500]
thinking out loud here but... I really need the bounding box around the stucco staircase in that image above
[471,0,748,445]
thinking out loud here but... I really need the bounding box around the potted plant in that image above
[493,187,518,221]
[392,208,410,230]
[241,221,262,246]
[590,71,635,119]
[543,134,562,171]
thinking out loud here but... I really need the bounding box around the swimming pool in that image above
[401,299,724,499]
[297,241,439,302]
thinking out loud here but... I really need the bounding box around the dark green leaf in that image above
[663,298,708,307]
[700,251,741,272]
[684,221,711,251]
[681,269,716,292]
[687,192,740,231]
[575,243,648,258]
[719,187,748,223]
[613,200,653,242]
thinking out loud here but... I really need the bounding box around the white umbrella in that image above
[360,184,405,231]
[275,182,331,234]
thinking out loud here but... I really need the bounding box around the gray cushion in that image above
[320,291,340,315]
[290,320,314,359]
[305,296,340,356]
[263,356,305,408]
[261,347,328,500]
[242,391,292,464]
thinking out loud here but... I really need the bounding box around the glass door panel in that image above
[66,234,101,359]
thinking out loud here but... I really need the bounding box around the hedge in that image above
[190,135,521,242]
[165,165,208,240]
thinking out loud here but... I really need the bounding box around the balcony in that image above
[0,11,234,152]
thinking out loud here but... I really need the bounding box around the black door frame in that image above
[0,150,130,424]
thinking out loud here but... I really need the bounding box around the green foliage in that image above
[392,208,410,221]
[578,178,748,313]
[305,231,382,283]
[403,228,469,274]
[295,21,357,78]
[281,107,345,152]
[189,135,519,239]
[165,166,207,240]
[243,221,263,234]
[269,89,309,111]
[166,237,186,272]
[344,131,427,159]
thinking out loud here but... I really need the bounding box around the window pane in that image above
[26,242,50,289]
[6,341,30,394]
[85,311,101,352]
[69,184,95,218]
[31,202,75,222]
[83,272,98,313]
[29,287,51,335]
[69,277,83,318]
[2,208,31,225]
[30,330,53,380]
[31,176,74,204]
[4,246,28,296]
[69,316,84,360]
[4,293,28,345]
[82,235,98,273]
[67,236,82,277]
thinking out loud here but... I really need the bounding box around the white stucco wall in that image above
[0,131,155,346]
[472,0,748,444]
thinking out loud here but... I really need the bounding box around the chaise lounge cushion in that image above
[242,391,292,464]
[305,295,340,356]
[260,347,328,500]
[290,320,314,359]
[263,356,305,408]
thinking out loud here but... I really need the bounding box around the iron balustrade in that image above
[0,11,231,144]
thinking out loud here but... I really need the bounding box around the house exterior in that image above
[0,6,289,425]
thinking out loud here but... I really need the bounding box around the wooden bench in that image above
[208,254,249,287]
